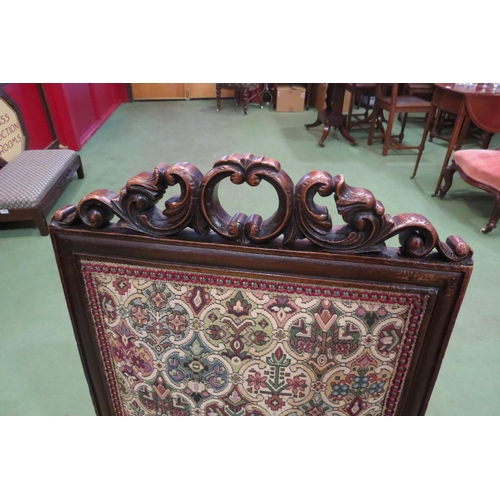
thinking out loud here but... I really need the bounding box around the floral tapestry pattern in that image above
[81,260,430,416]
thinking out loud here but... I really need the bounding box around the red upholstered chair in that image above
[436,148,500,233]
[50,154,472,416]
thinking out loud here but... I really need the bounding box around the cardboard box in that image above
[275,84,306,112]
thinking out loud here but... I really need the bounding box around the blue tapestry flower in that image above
[331,383,349,397]
[368,381,385,394]
[352,375,370,390]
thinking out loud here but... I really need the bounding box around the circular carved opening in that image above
[215,177,279,221]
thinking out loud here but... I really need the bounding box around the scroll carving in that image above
[293,171,471,261]
[200,153,294,243]
[55,162,208,237]
[53,154,472,262]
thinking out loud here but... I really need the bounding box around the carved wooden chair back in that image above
[50,154,473,416]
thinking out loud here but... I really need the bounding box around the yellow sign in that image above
[0,98,25,164]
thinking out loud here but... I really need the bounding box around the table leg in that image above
[243,88,249,115]
[318,125,331,147]
[433,114,467,195]
[412,104,436,178]
[305,117,323,129]
[216,86,221,112]
[338,124,358,146]
[455,116,471,151]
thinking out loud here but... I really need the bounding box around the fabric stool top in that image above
[0,149,77,209]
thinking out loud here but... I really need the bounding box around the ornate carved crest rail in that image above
[53,153,472,262]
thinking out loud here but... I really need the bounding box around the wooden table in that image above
[304,83,358,147]
[414,83,500,193]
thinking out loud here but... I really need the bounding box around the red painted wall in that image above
[42,83,128,151]
[3,83,55,149]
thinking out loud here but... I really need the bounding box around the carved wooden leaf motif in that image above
[293,171,471,260]
[294,171,390,251]
[53,154,472,262]
[55,162,208,237]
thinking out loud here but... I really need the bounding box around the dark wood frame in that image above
[51,226,472,416]
[49,154,473,416]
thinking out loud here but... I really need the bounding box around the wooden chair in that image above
[50,153,473,416]
[404,83,434,101]
[368,83,432,156]
[216,84,263,115]
[436,148,500,233]
[344,83,377,131]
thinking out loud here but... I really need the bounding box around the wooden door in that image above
[131,84,185,100]
[186,84,232,99]
[130,83,233,100]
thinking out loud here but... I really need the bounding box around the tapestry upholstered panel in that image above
[50,154,473,416]
[81,260,433,416]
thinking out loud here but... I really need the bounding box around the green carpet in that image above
[1,98,499,415]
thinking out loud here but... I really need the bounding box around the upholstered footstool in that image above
[437,148,500,233]
[0,149,84,236]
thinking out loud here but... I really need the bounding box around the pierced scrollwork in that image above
[52,154,472,262]
[292,171,390,251]
[54,162,208,237]
[200,153,295,243]
[293,171,472,261]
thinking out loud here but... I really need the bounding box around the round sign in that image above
[0,97,25,164]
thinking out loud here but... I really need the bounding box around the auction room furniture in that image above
[344,83,377,131]
[0,89,84,236]
[412,84,500,181]
[305,83,358,147]
[399,83,434,124]
[405,83,434,100]
[436,148,500,234]
[50,153,472,416]
[216,84,263,115]
[368,83,432,157]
